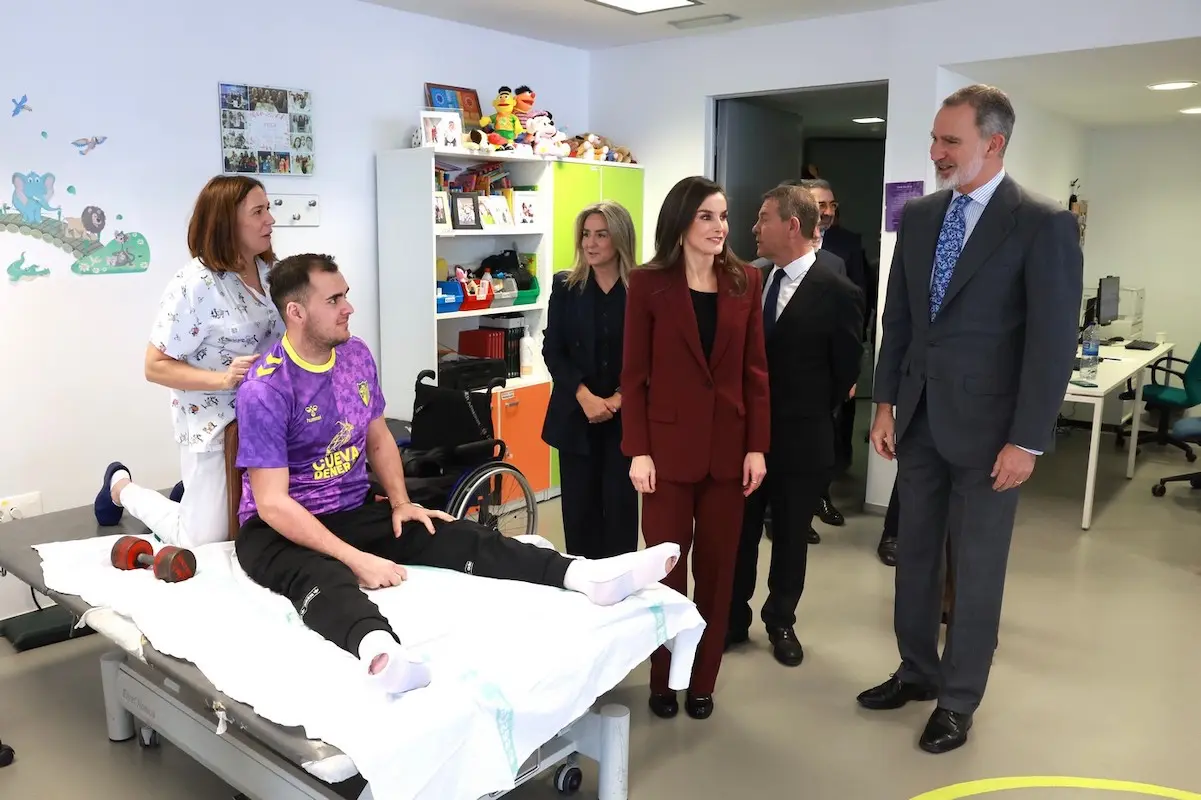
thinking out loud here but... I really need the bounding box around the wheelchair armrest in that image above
[454,438,506,462]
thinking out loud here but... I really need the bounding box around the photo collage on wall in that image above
[220,83,314,176]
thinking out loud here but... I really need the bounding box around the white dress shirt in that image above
[762,250,817,321]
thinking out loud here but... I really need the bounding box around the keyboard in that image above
[1124,340,1159,351]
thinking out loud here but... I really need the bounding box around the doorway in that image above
[711,81,889,518]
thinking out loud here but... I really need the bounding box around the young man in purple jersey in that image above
[234,254,681,698]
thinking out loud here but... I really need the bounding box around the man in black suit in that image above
[728,184,864,666]
[802,179,871,528]
[859,84,1083,753]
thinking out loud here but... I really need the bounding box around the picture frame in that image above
[419,110,463,149]
[450,191,483,230]
[433,190,451,232]
[424,83,483,129]
[481,195,514,228]
[512,190,541,227]
[219,81,314,176]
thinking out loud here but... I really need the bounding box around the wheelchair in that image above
[383,370,538,538]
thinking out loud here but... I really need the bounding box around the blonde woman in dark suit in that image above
[541,201,640,559]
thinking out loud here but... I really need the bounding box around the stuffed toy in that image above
[525,113,571,157]
[612,146,637,164]
[513,85,545,127]
[571,133,606,160]
[478,86,524,149]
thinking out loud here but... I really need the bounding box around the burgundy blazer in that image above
[620,261,771,484]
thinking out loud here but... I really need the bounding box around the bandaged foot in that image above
[563,542,681,606]
[358,630,432,697]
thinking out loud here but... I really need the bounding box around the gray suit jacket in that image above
[873,174,1084,467]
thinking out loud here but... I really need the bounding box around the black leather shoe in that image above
[648,691,679,719]
[767,626,804,667]
[878,536,897,566]
[919,707,972,753]
[685,692,713,720]
[818,496,845,526]
[807,527,821,544]
[857,674,938,710]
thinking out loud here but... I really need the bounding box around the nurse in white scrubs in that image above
[94,175,282,549]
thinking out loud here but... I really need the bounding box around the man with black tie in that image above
[728,184,864,666]
[859,84,1083,752]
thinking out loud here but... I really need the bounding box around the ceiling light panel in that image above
[1180,107,1201,114]
[587,0,698,14]
[853,117,885,124]
[1148,81,1198,91]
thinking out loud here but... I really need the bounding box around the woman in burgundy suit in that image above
[621,175,770,720]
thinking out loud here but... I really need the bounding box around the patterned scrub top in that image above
[149,257,281,453]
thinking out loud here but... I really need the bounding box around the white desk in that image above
[1063,341,1173,529]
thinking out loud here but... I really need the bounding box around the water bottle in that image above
[1081,322,1100,379]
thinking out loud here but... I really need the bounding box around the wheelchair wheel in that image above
[447,462,537,538]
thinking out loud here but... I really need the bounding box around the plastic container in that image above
[435,280,464,313]
[520,326,536,376]
[492,277,519,307]
[514,274,540,306]
[457,277,494,312]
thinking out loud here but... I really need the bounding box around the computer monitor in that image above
[1097,276,1120,326]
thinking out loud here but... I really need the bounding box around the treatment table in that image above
[0,504,676,800]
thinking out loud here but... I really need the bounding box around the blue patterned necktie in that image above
[762,268,786,338]
[929,194,972,321]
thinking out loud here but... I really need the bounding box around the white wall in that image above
[1081,120,1201,363]
[0,0,588,516]
[590,0,1201,508]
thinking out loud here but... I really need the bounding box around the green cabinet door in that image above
[552,161,602,273]
[599,166,645,257]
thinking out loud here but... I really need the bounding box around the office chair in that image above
[1151,417,1201,497]
[0,739,13,767]
[1115,342,1201,463]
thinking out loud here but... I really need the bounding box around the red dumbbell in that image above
[110,536,197,583]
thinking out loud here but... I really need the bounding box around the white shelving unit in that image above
[375,147,557,421]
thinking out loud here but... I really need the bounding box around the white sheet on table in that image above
[35,534,705,800]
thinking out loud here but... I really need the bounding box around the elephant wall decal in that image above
[11,171,61,225]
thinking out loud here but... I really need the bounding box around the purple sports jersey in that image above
[235,335,386,525]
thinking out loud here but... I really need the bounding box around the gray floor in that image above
[3,408,1201,799]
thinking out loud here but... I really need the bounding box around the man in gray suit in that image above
[857,84,1083,753]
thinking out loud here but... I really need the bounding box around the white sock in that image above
[110,469,131,490]
[358,629,432,697]
[563,543,681,606]
[110,470,131,506]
